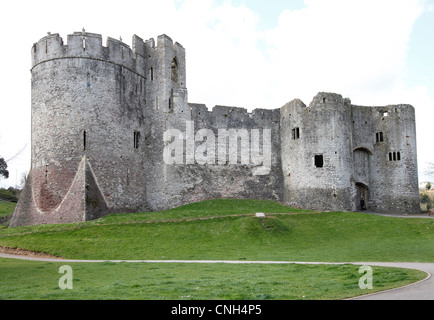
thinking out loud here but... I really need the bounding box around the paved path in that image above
[348,262,433,300]
[0,252,432,300]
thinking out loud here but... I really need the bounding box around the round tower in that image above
[11,31,149,226]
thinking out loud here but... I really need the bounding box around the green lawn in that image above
[0,258,425,300]
[0,199,433,262]
[0,199,432,300]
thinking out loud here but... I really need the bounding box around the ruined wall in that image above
[352,104,419,213]
[280,93,419,214]
[11,31,420,227]
[181,104,283,205]
[141,35,193,211]
[280,93,355,212]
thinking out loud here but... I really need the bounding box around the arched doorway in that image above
[356,182,369,211]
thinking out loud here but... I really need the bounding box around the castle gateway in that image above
[10,31,419,227]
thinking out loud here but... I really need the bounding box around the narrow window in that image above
[389,152,393,161]
[314,155,324,168]
[87,73,90,88]
[397,152,401,161]
[134,131,140,149]
[376,132,384,143]
[171,58,178,82]
[292,127,300,140]
[150,67,154,81]
[83,130,87,151]
[323,97,326,103]
[82,38,86,51]
[393,152,397,161]
[45,165,48,183]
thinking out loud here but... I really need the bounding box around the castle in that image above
[10,31,420,227]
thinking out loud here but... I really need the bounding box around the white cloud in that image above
[263,0,425,106]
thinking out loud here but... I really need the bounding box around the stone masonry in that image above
[10,31,420,227]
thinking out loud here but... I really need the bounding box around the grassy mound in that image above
[0,199,433,262]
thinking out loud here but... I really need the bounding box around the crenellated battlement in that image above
[31,31,184,79]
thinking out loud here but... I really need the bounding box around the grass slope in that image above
[0,199,433,262]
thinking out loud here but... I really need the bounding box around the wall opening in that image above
[134,131,140,149]
[314,155,324,168]
[150,67,154,81]
[389,152,401,162]
[356,182,369,211]
[83,130,87,151]
[171,57,178,82]
[292,127,300,140]
[376,132,384,143]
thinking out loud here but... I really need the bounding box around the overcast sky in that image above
[0,0,433,188]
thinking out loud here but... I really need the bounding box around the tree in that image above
[427,182,432,191]
[0,157,9,179]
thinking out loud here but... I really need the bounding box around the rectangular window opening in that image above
[292,127,300,140]
[376,132,384,143]
[134,131,140,149]
[314,155,324,168]
[83,130,87,151]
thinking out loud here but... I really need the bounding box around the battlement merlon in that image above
[30,31,186,80]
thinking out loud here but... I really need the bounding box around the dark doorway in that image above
[356,182,369,211]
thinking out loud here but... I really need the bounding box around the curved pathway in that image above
[0,251,432,300]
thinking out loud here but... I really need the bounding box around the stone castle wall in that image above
[10,31,420,227]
